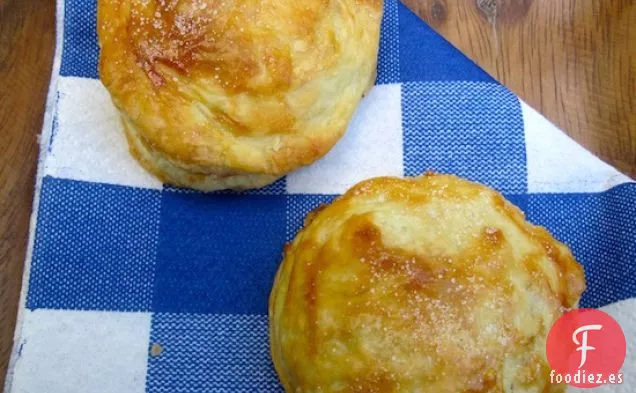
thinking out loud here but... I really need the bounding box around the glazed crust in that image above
[98,0,382,190]
[269,174,586,393]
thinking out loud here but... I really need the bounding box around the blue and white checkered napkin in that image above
[6,1,636,392]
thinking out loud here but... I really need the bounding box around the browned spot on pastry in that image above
[403,265,436,291]
[348,217,442,298]
[303,244,333,356]
[351,222,407,273]
[483,226,503,245]
[125,1,309,94]
[465,369,498,392]
[352,223,381,250]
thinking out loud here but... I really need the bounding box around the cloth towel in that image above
[6,1,636,392]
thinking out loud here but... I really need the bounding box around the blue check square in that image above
[376,0,400,84]
[27,177,161,311]
[397,3,493,83]
[61,0,99,78]
[402,81,527,193]
[146,313,282,393]
[153,191,286,314]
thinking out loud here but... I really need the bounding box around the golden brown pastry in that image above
[269,174,586,393]
[97,0,382,191]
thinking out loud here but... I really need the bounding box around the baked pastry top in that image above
[269,174,586,393]
[98,0,382,190]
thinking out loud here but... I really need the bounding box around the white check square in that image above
[44,76,162,189]
[522,101,631,193]
[286,83,404,194]
[10,309,151,393]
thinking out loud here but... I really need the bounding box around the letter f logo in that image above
[573,324,603,368]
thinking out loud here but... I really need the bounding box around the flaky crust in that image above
[269,174,586,393]
[98,0,382,191]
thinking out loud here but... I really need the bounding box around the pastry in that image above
[269,173,586,392]
[98,0,383,191]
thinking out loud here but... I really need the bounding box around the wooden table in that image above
[0,0,634,386]
[402,0,636,175]
[1,0,56,387]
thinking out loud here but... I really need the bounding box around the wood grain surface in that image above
[0,0,55,388]
[0,0,634,387]
[402,0,636,177]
